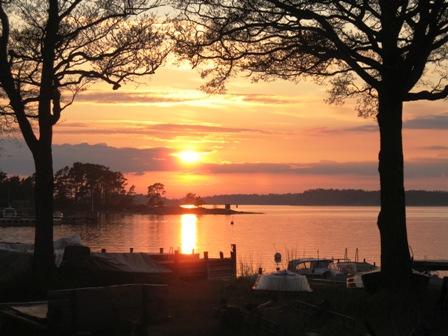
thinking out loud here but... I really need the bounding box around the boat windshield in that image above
[296,261,311,270]
[313,260,331,268]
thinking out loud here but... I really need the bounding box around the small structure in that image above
[253,270,312,292]
[0,284,168,334]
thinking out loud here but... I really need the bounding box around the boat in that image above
[253,270,312,292]
[287,258,345,280]
[0,207,65,226]
[330,260,378,275]
[0,207,35,226]
[53,210,64,223]
[0,235,83,266]
[2,207,18,218]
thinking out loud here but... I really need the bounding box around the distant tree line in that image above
[54,162,136,213]
[0,171,34,208]
[203,189,448,206]
[1,164,207,213]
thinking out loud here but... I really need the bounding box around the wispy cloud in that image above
[404,115,448,130]
[311,125,377,134]
[314,114,448,134]
[421,145,448,151]
[238,93,300,105]
[197,159,448,179]
[76,91,195,104]
[56,122,268,136]
[76,90,301,106]
[199,161,377,176]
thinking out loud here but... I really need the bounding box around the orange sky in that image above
[3,59,448,198]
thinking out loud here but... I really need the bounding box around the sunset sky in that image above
[2,58,448,198]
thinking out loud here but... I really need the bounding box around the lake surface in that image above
[1,206,448,272]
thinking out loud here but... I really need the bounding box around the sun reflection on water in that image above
[180,214,197,254]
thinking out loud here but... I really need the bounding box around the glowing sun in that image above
[178,150,201,164]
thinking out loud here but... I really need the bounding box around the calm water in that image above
[1,206,448,272]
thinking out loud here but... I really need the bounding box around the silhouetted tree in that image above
[175,0,448,289]
[183,192,204,206]
[147,182,166,207]
[0,0,171,286]
[0,171,34,206]
[54,162,128,211]
[0,171,6,183]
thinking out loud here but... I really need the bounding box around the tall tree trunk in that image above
[32,141,55,291]
[377,89,412,290]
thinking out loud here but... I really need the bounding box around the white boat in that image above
[0,208,65,226]
[0,234,82,267]
[0,207,35,226]
[253,270,312,292]
[287,258,345,280]
[330,260,378,275]
[2,207,18,218]
[53,210,64,223]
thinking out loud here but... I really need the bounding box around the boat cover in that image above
[60,252,172,286]
[253,270,312,292]
[86,253,172,274]
[0,235,82,267]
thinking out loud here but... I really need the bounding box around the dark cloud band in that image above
[2,141,448,180]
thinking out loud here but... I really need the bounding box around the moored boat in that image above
[287,258,345,280]
[0,207,65,226]
[253,270,312,292]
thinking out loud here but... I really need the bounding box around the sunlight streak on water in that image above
[180,214,197,254]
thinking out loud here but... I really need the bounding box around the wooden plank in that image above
[10,304,48,320]
[0,308,47,330]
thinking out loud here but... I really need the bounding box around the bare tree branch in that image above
[404,85,448,101]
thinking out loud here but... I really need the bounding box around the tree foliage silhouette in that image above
[147,182,166,207]
[174,0,448,288]
[0,0,171,287]
[54,162,128,211]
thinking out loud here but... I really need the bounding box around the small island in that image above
[145,205,260,215]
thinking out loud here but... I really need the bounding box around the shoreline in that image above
[143,206,261,215]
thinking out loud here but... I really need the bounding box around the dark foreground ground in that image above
[152,277,446,336]
[1,277,447,336]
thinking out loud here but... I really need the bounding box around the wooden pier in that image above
[98,244,237,281]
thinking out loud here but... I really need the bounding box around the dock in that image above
[60,244,238,287]
[412,259,448,271]
[99,244,238,280]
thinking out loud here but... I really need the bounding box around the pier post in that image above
[230,244,237,278]
[174,250,179,276]
[219,251,224,259]
[130,248,133,253]
[101,248,106,253]
[204,251,209,279]
[160,248,164,254]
